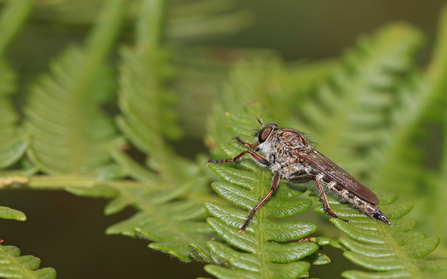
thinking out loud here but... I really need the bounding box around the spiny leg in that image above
[311,174,350,223]
[206,149,270,166]
[239,171,280,233]
[233,137,259,149]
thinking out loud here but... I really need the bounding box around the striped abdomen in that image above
[316,173,390,224]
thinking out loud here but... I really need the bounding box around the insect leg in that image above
[289,173,346,220]
[239,171,280,233]
[311,174,350,223]
[233,137,259,148]
[206,150,270,166]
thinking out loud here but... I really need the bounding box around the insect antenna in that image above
[256,116,265,128]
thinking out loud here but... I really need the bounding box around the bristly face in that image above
[255,123,279,157]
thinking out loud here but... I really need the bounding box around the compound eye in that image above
[258,127,272,143]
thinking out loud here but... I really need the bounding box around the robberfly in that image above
[207,120,391,233]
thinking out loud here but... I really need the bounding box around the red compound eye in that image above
[258,127,272,143]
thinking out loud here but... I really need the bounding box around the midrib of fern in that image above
[253,168,270,272]
[65,0,127,173]
[378,221,420,275]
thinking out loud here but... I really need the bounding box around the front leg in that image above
[233,137,259,149]
[206,149,270,167]
[239,170,280,233]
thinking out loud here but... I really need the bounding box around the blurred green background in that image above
[0,0,446,278]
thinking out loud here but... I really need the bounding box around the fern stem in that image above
[26,175,150,190]
[427,5,447,99]
[428,110,447,250]
[136,0,166,47]
[0,0,33,55]
[84,0,127,66]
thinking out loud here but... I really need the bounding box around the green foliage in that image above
[0,244,56,279]
[101,0,218,263]
[0,0,447,278]
[24,0,126,179]
[0,206,26,221]
[0,0,31,170]
[202,19,447,278]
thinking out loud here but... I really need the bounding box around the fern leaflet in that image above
[0,244,56,279]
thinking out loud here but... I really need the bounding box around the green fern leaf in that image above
[102,0,217,263]
[165,0,253,41]
[205,107,319,277]
[308,188,447,278]
[23,0,127,179]
[116,46,183,174]
[298,24,425,185]
[105,178,215,262]
[0,0,33,169]
[0,206,26,221]
[0,244,56,279]
[26,167,213,265]
[0,0,34,221]
[0,59,28,169]
[203,35,447,276]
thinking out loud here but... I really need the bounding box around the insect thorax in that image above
[259,129,312,176]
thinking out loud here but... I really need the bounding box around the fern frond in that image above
[116,45,184,176]
[303,182,447,277]
[413,6,447,257]
[334,210,447,278]
[369,73,429,199]
[205,133,317,278]
[298,24,424,183]
[0,59,28,169]
[0,0,33,55]
[23,0,127,179]
[104,177,215,262]
[26,170,214,263]
[0,0,34,221]
[204,36,447,276]
[0,0,32,169]
[0,244,56,279]
[205,64,324,276]
[101,0,217,262]
[165,0,253,42]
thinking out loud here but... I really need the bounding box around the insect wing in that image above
[302,149,380,204]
